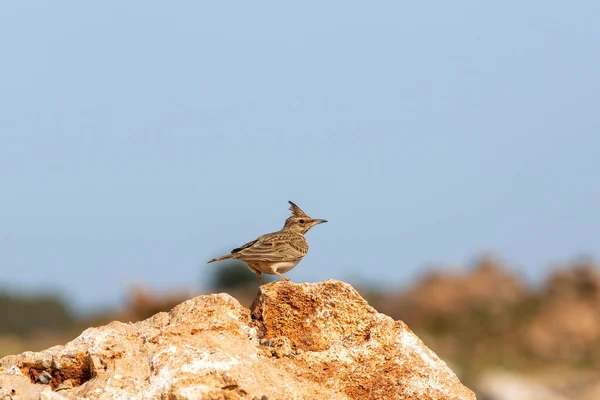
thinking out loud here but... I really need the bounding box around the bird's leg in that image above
[255,271,265,284]
[274,271,291,282]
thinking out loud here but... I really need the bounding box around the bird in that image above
[207,201,327,284]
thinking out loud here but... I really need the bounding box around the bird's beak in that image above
[311,219,328,226]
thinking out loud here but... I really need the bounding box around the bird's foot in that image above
[274,272,291,282]
[255,272,265,284]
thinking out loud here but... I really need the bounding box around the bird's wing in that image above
[231,239,258,253]
[234,232,307,262]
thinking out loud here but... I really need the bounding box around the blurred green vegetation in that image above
[210,260,275,290]
[0,292,75,336]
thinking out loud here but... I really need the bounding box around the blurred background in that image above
[1,2,599,399]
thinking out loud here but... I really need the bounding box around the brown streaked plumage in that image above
[207,201,327,284]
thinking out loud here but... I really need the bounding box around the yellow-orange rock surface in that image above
[0,280,475,400]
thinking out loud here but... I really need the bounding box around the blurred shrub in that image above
[210,261,273,290]
[0,291,74,336]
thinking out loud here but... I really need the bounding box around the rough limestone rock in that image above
[0,280,475,400]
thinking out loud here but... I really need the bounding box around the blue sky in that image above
[1,2,599,310]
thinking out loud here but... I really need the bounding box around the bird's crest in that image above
[288,201,308,217]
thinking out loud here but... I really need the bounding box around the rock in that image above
[476,370,600,400]
[581,381,600,400]
[37,371,52,384]
[0,280,475,400]
[475,371,568,400]
[0,373,53,399]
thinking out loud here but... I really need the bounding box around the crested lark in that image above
[207,201,327,284]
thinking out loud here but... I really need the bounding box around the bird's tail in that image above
[207,253,236,263]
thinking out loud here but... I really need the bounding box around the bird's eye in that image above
[299,219,305,224]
